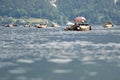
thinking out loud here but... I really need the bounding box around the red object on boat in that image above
[74,16,86,23]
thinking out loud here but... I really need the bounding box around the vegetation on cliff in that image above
[0,0,120,24]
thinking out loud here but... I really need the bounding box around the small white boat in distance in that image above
[103,22,113,28]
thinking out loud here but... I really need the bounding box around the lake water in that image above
[0,25,120,80]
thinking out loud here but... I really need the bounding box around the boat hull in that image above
[64,23,91,31]
[103,24,113,28]
[103,22,113,28]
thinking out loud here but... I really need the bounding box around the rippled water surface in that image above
[0,25,120,80]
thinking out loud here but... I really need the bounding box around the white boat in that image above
[64,23,91,31]
[64,16,91,31]
[103,22,113,28]
[34,23,48,28]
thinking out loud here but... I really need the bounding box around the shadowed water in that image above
[0,25,120,80]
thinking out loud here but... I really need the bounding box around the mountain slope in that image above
[57,0,120,24]
[0,0,120,24]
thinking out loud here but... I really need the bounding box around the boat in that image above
[64,22,91,31]
[4,23,17,27]
[51,22,60,27]
[24,24,30,27]
[34,23,48,28]
[103,22,113,28]
[64,16,91,31]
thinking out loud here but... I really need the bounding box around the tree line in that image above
[0,0,120,25]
